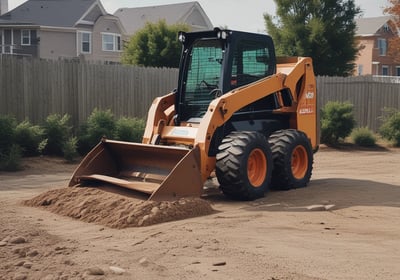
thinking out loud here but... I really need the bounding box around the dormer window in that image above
[382,23,390,33]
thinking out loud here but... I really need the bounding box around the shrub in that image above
[62,136,79,162]
[351,127,376,147]
[320,101,356,145]
[14,120,45,156]
[0,144,22,171]
[78,108,116,154]
[115,117,145,142]
[0,115,17,155]
[379,108,400,147]
[43,114,72,155]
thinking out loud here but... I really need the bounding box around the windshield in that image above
[181,39,224,121]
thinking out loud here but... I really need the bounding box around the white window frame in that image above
[79,31,92,54]
[102,32,121,52]
[21,29,31,46]
[377,38,387,56]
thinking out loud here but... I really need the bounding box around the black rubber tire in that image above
[268,129,313,190]
[216,131,272,200]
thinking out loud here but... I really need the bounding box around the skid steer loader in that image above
[69,28,319,201]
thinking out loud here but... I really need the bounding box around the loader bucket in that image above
[69,139,204,201]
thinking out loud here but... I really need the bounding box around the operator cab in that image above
[176,28,277,124]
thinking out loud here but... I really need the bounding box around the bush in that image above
[351,127,376,147]
[0,144,22,171]
[62,136,79,162]
[115,117,145,142]
[78,108,116,154]
[43,114,72,156]
[320,101,356,145]
[379,108,400,147]
[14,120,45,156]
[0,115,17,155]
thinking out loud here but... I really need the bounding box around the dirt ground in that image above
[1,145,400,280]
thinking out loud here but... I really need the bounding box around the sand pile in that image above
[23,187,214,228]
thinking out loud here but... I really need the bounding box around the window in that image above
[231,40,272,88]
[80,31,91,53]
[358,64,363,76]
[396,66,400,76]
[382,65,389,76]
[102,33,121,52]
[182,39,223,120]
[21,30,31,46]
[378,38,387,56]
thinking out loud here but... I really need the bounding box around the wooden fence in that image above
[1,56,399,132]
[0,56,179,128]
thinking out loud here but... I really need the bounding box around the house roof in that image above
[355,16,394,36]
[114,1,213,35]
[0,0,106,27]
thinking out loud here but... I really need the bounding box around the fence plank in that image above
[1,56,399,132]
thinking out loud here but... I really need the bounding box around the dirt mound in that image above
[23,187,215,228]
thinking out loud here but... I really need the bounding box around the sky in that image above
[7,0,390,33]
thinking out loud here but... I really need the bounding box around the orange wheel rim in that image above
[292,145,308,179]
[247,148,267,187]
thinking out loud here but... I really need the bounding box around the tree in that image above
[122,20,189,68]
[385,0,400,63]
[264,0,362,76]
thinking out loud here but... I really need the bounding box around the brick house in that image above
[354,16,399,76]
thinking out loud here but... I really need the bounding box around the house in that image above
[114,1,213,37]
[0,0,126,62]
[354,16,400,76]
[0,0,8,15]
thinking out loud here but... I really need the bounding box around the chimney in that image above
[0,0,8,15]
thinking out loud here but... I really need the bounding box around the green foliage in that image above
[351,127,376,147]
[0,116,22,171]
[62,136,79,162]
[78,108,116,153]
[379,108,400,147]
[14,120,45,156]
[43,114,72,156]
[0,115,17,156]
[122,20,189,68]
[115,117,145,142]
[0,144,22,171]
[320,101,356,144]
[264,0,361,76]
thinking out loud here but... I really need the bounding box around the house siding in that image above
[0,28,39,57]
[39,29,76,59]
[90,16,124,62]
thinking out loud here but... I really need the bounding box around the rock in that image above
[23,262,33,269]
[151,207,160,215]
[13,273,27,280]
[109,266,126,275]
[0,241,7,247]
[139,257,150,266]
[1,236,11,242]
[86,267,105,275]
[324,204,336,211]
[212,261,226,266]
[14,261,25,267]
[27,249,39,257]
[10,236,26,244]
[306,205,326,211]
